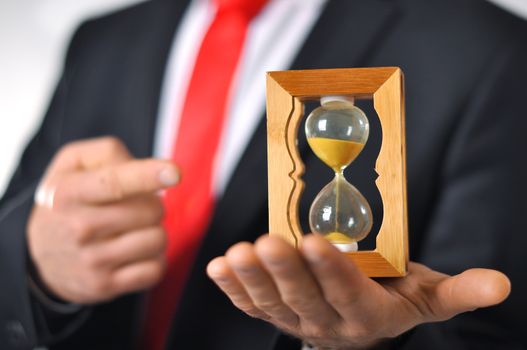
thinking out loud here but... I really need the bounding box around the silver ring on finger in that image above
[34,181,56,210]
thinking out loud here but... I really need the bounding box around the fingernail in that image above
[159,166,180,186]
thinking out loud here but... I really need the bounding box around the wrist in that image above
[26,250,81,313]
[27,274,82,314]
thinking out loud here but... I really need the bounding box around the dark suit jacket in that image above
[1,0,527,349]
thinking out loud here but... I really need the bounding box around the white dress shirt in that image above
[153,0,327,196]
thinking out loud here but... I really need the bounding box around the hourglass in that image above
[266,67,409,277]
[305,96,372,252]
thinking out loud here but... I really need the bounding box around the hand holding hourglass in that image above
[207,68,512,350]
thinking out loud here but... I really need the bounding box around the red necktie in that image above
[142,0,267,349]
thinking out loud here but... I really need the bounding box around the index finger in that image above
[62,159,179,204]
[51,137,133,173]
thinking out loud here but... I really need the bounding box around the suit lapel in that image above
[208,0,400,244]
[104,0,193,345]
[291,0,400,70]
[118,0,192,158]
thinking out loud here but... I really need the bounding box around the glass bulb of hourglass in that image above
[305,96,373,252]
[309,175,372,251]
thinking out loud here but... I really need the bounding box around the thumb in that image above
[434,268,511,320]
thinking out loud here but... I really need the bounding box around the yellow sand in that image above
[324,232,354,243]
[307,137,364,172]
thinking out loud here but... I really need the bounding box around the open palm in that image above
[207,235,510,349]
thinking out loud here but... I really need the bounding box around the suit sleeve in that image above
[0,22,93,349]
[400,41,527,348]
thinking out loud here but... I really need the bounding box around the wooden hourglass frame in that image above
[266,67,408,277]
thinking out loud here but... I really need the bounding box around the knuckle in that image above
[253,299,284,313]
[67,217,92,243]
[140,196,165,224]
[150,198,165,222]
[100,136,127,155]
[228,292,251,307]
[156,257,167,276]
[306,325,331,340]
[141,264,164,288]
[151,227,168,252]
[150,258,166,282]
[229,298,269,320]
[283,294,318,311]
[326,292,359,307]
[52,175,86,209]
[80,249,103,268]
[231,298,253,311]
[99,169,124,200]
[150,263,163,281]
[243,307,269,320]
[56,142,78,160]
[85,271,111,298]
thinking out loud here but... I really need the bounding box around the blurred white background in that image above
[0,0,526,196]
[0,0,145,195]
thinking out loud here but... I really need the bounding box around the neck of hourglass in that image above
[334,168,345,178]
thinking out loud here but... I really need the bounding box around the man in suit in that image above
[1,0,526,349]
